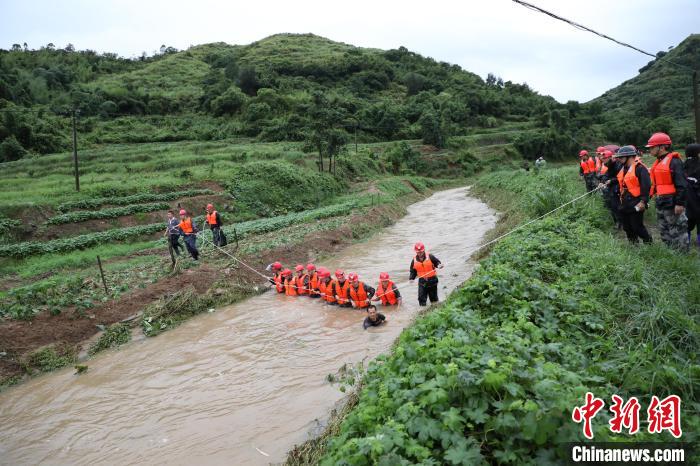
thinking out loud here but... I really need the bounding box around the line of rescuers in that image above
[269,264,401,308]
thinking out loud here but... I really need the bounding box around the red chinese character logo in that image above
[647,395,682,438]
[609,395,641,434]
[572,392,605,439]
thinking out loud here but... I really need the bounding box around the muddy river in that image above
[0,186,497,465]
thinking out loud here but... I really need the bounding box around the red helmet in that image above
[348,272,358,282]
[206,203,214,210]
[282,269,292,276]
[179,209,187,216]
[318,268,330,278]
[271,261,282,270]
[646,132,672,147]
[579,150,588,157]
[602,150,613,159]
[306,263,316,271]
[379,272,390,280]
[596,146,605,154]
[335,269,345,278]
[414,242,425,252]
[295,264,304,272]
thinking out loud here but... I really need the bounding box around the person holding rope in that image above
[317,268,336,304]
[615,145,653,244]
[267,262,284,293]
[579,150,598,192]
[282,269,297,296]
[177,209,200,260]
[409,242,443,306]
[293,264,309,295]
[164,210,184,256]
[332,269,351,307]
[306,264,321,298]
[347,273,375,309]
[598,149,623,229]
[373,272,401,307]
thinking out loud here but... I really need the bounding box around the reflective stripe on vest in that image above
[413,254,436,279]
[284,278,297,296]
[376,281,398,305]
[334,280,350,304]
[650,152,681,196]
[206,211,218,225]
[349,282,369,308]
[179,218,194,234]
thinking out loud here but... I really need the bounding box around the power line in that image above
[511,0,695,73]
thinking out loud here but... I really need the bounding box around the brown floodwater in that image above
[0,187,497,466]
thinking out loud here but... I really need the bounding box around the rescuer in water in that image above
[372,272,401,306]
[347,273,375,309]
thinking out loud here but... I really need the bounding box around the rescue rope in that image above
[190,185,602,301]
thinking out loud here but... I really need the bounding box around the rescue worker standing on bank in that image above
[409,242,443,306]
[373,272,402,307]
[684,143,700,247]
[646,132,689,251]
[579,150,598,192]
[178,209,200,260]
[347,273,375,309]
[205,203,223,247]
[164,210,184,256]
[615,145,653,244]
[598,150,623,228]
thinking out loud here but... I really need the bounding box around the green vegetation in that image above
[318,168,698,465]
[56,188,214,212]
[595,34,699,146]
[21,346,76,374]
[47,202,170,225]
[88,323,131,355]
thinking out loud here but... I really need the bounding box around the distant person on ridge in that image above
[615,146,652,244]
[684,143,700,247]
[647,132,689,251]
[178,209,200,260]
[363,305,387,330]
[205,203,223,247]
[164,210,183,256]
[347,273,375,309]
[373,272,401,306]
[579,150,598,192]
[409,242,443,306]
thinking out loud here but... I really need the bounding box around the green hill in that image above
[0,33,559,159]
[595,34,700,126]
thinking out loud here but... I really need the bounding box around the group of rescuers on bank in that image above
[577,132,700,252]
[164,203,443,329]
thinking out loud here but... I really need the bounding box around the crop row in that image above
[47,202,171,225]
[1,201,359,259]
[56,189,215,213]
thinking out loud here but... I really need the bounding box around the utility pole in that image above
[694,70,700,143]
[72,109,80,191]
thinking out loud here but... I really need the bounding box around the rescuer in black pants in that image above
[409,242,443,306]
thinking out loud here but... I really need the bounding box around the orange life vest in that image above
[334,279,350,305]
[274,273,284,293]
[322,280,336,303]
[599,164,608,176]
[206,211,219,225]
[581,158,596,175]
[295,274,308,295]
[650,152,681,197]
[308,272,320,295]
[349,282,370,308]
[617,160,649,198]
[284,277,297,296]
[413,254,437,279]
[595,157,602,173]
[178,218,194,234]
[376,281,398,305]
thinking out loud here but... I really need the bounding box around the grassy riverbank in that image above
[302,167,699,465]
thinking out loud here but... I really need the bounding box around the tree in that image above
[486,73,497,86]
[0,136,27,162]
[236,67,260,96]
[306,92,348,174]
[211,86,247,116]
[418,110,445,148]
[404,72,426,96]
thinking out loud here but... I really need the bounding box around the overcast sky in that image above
[1,0,697,102]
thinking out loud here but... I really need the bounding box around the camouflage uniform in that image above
[657,209,689,251]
